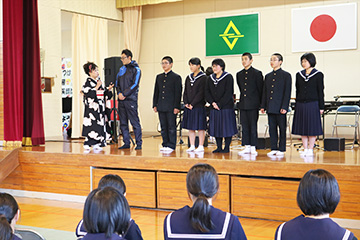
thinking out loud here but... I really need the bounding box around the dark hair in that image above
[297,169,340,216]
[301,52,316,67]
[121,49,133,60]
[83,62,98,76]
[272,53,283,62]
[83,187,130,238]
[205,67,213,76]
[0,193,19,224]
[0,215,12,240]
[211,58,225,71]
[187,163,219,232]
[188,57,205,72]
[162,56,173,64]
[242,52,253,60]
[98,174,126,194]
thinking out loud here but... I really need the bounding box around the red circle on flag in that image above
[310,14,337,42]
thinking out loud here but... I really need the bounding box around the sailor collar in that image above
[299,69,320,82]
[189,71,205,86]
[210,72,229,85]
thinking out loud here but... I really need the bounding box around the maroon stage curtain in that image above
[3,0,24,143]
[23,0,45,145]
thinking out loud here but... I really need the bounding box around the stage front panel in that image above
[93,168,156,208]
[157,172,230,212]
[231,176,301,221]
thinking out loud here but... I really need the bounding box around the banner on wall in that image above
[62,58,73,98]
[292,3,357,52]
[62,58,72,134]
[206,13,259,57]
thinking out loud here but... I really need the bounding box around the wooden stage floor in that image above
[1,135,360,222]
[23,135,360,165]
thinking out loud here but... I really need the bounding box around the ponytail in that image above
[0,215,13,240]
[189,194,214,232]
[188,57,204,73]
[186,163,219,233]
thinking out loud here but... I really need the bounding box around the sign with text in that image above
[206,13,259,56]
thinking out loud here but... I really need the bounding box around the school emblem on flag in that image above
[206,13,259,56]
[292,3,357,52]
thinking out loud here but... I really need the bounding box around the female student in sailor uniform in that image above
[76,174,143,240]
[82,62,114,151]
[275,169,357,240]
[205,58,237,153]
[182,57,207,153]
[291,53,324,157]
[0,193,22,240]
[81,187,130,240]
[164,163,247,240]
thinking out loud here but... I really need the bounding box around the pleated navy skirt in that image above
[182,107,207,130]
[209,109,237,137]
[292,101,323,136]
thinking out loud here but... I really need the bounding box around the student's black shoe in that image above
[221,148,230,153]
[212,148,222,153]
[135,145,142,150]
[118,145,130,149]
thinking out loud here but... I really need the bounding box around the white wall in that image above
[139,0,360,136]
[39,0,123,139]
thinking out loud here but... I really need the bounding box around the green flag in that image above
[206,13,259,56]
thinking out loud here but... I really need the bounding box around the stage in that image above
[0,135,360,222]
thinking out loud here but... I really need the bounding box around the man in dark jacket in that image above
[153,56,182,152]
[116,49,142,150]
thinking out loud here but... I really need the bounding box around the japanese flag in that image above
[292,3,357,52]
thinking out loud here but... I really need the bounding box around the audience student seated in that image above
[163,163,247,240]
[76,174,143,240]
[275,169,357,240]
[0,193,21,240]
[0,215,13,240]
[81,187,130,240]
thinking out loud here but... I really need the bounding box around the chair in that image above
[15,228,46,240]
[331,105,360,149]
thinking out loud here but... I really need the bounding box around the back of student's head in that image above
[186,163,219,232]
[162,56,173,64]
[0,193,19,224]
[205,67,213,76]
[297,169,340,216]
[83,187,130,238]
[98,174,126,195]
[0,215,12,240]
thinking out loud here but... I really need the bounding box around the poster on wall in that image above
[62,58,73,98]
[206,13,259,57]
[292,3,357,52]
[62,58,72,135]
